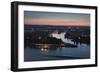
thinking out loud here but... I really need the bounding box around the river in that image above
[24,32,90,61]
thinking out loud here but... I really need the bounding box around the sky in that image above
[24,11,90,26]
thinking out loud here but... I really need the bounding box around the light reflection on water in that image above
[24,37,90,61]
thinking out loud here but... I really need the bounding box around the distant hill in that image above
[24,24,90,30]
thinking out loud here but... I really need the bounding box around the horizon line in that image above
[24,24,90,27]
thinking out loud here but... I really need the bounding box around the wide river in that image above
[24,32,90,61]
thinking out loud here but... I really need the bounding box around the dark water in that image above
[24,33,90,62]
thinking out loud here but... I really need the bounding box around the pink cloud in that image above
[24,18,90,26]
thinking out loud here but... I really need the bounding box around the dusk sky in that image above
[24,11,90,26]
